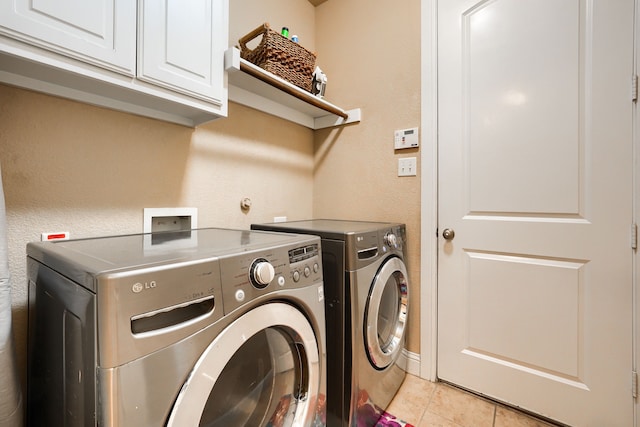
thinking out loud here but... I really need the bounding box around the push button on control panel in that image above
[288,244,320,284]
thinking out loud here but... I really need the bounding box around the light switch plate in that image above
[398,157,417,176]
[394,127,419,150]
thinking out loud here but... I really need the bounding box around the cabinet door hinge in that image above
[632,223,638,250]
[633,75,638,102]
[633,371,638,398]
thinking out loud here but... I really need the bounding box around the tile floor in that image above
[386,374,560,427]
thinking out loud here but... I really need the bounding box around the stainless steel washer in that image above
[26,228,326,426]
[251,220,410,427]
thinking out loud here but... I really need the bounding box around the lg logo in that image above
[132,281,157,293]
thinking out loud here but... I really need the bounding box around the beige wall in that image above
[313,1,422,353]
[1,0,422,387]
[0,85,315,382]
[230,0,316,53]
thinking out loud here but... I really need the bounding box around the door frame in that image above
[634,2,640,426]
[419,2,639,424]
[419,0,438,382]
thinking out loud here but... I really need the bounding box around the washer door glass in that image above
[167,303,321,427]
[365,256,409,369]
[200,328,302,426]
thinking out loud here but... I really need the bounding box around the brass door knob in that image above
[442,228,455,241]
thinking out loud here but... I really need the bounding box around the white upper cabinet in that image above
[138,0,226,106]
[0,0,228,126]
[0,0,136,75]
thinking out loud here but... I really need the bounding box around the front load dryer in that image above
[251,220,410,427]
[26,228,326,427]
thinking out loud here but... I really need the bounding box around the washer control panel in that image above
[219,238,322,314]
[289,244,320,283]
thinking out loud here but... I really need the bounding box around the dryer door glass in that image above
[378,278,401,349]
[365,257,409,369]
[167,303,322,427]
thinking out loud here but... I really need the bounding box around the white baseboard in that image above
[400,349,421,377]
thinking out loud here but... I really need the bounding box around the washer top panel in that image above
[27,228,314,289]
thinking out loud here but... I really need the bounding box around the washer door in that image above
[365,256,409,369]
[167,302,320,427]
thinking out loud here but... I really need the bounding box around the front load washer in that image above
[26,228,326,427]
[251,220,410,427]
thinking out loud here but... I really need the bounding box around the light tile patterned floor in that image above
[386,374,560,427]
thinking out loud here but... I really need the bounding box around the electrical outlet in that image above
[398,157,417,176]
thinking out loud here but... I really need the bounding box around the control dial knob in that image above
[384,232,398,247]
[250,258,275,289]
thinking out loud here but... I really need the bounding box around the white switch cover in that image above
[398,157,417,176]
[394,127,419,150]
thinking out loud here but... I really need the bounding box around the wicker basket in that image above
[238,23,316,92]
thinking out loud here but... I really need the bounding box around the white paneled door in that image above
[437,1,634,425]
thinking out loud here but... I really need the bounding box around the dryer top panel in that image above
[252,219,403,240]
[252,219,406,270]
[27,228,316,290]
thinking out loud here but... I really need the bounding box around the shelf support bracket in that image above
[224,47,240,72]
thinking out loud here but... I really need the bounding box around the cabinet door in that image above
[138,0,228,106]
[0,0,136,75]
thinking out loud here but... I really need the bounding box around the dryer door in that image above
[365,256,409,369]
[167,302,322,427]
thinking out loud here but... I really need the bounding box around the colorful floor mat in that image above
[375,411,415,427]
[355,389,414,427]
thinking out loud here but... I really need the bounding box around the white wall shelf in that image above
[225,47,361,130]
